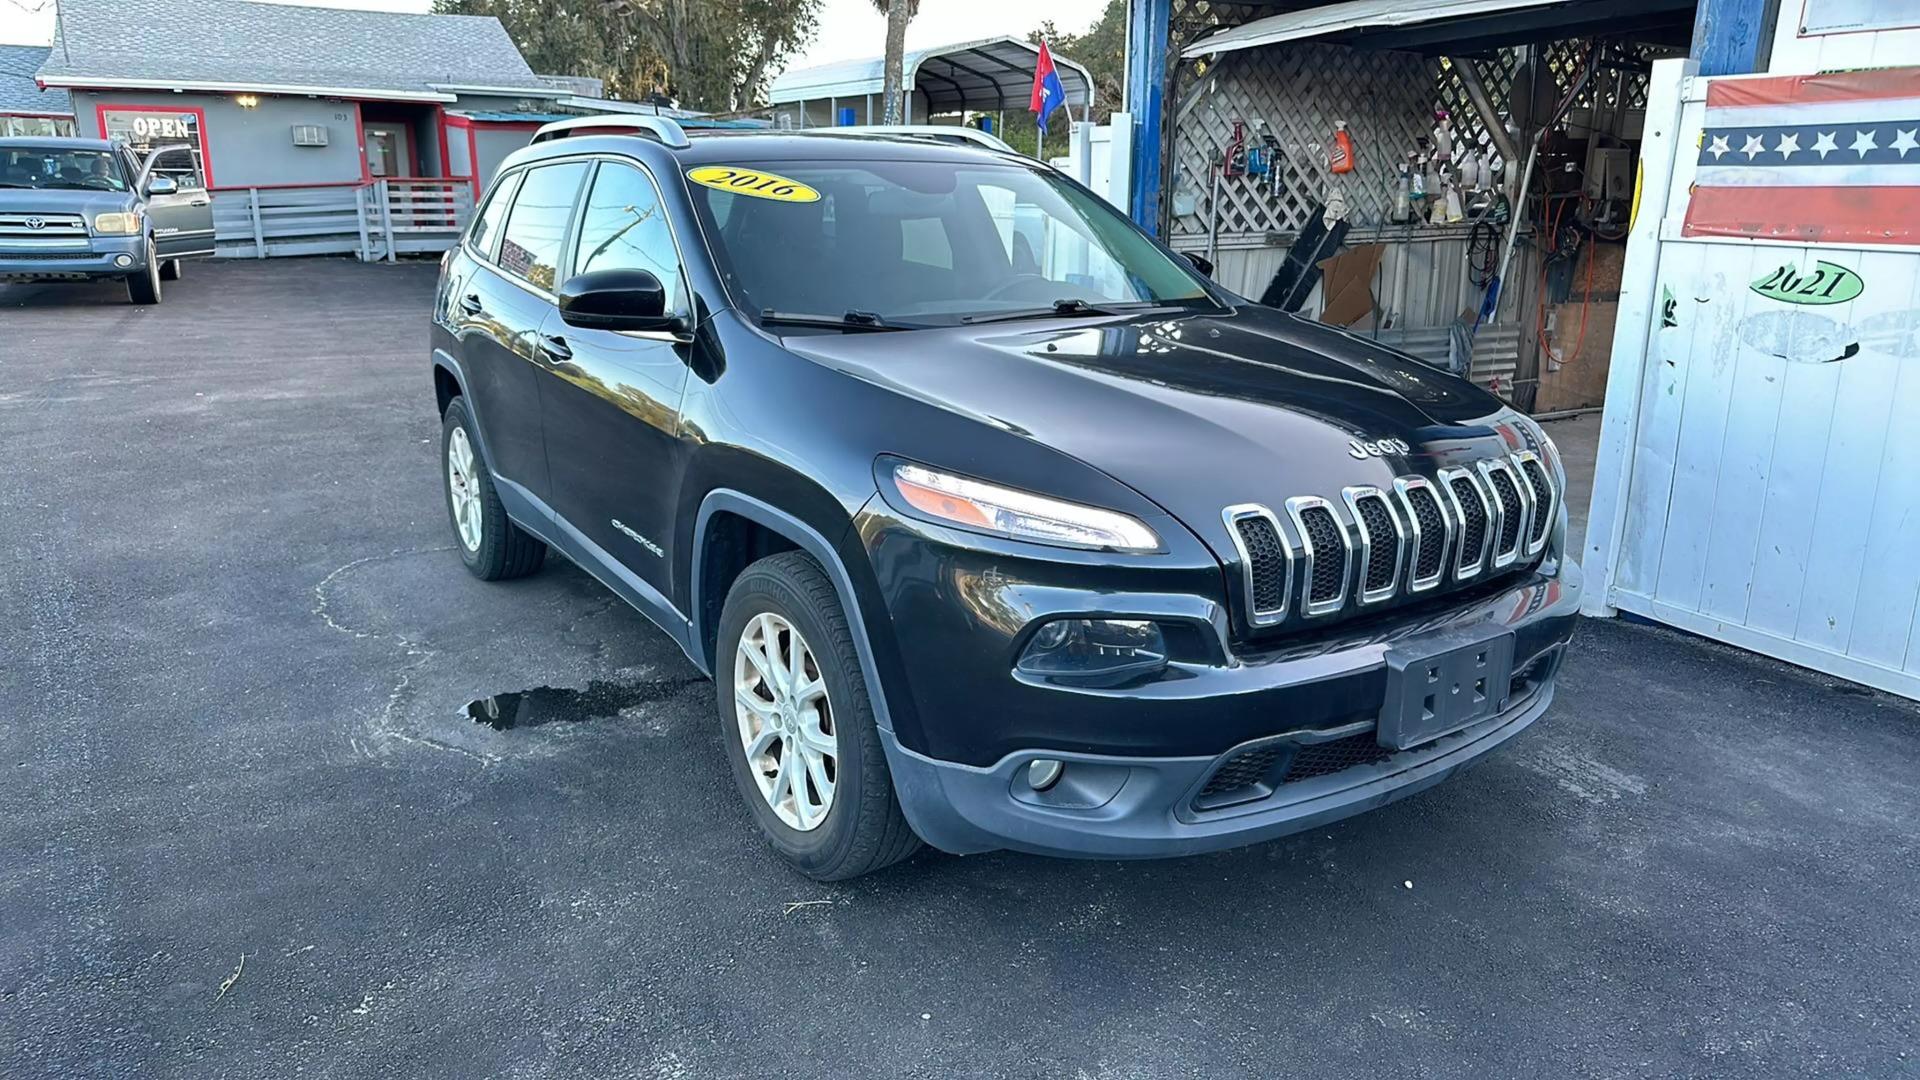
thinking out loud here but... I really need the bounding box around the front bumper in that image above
[0,237,145,280]
[876,558,1581,859]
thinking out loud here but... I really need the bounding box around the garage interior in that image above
[1143,0,1698,411]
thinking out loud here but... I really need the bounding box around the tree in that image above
[433,0,820,112]
[869,0,918,124]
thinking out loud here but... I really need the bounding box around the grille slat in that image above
[1404,484,1447,584]
[1352,494,1398,595]
[1518,456,1553,548]
[1232,513,1288,616]
[1448,474,1489,575]
[1297,504,1347,609]
[1487,467,1525,558]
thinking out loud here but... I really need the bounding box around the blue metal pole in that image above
[1690,0,1777,77]
[1125,0,1171,234]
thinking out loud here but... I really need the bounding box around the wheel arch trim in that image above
[691,489,894,733]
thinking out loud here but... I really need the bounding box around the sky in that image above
[0,0,1109,70]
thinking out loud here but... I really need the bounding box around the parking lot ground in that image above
[4,261,1918,1078]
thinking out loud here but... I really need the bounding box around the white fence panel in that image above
[1585,59,1920,700]
[211,182,470,261]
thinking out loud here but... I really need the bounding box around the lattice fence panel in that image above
[1167,36,1657,243]
[1170,42,1434,242]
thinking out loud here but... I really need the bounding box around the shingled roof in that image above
[36,0,552,101]
[0,45,72,116]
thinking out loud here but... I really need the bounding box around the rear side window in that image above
[496,161,588,290]
[571,162,684,312]
[467,170,522,260]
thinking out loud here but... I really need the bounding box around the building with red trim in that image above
[29,0,593,193]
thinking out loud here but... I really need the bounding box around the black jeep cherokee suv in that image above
[430,117,1580,879]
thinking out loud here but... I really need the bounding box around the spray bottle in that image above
[1329,120,1355,174]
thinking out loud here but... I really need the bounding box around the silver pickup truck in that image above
[0,136,215,304]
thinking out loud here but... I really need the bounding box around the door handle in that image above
[537,334,573,364]
[459,293,483,315]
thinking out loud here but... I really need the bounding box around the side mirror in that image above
[145,175,179,196]
[1181,251,1214,278]
[556,268,682,332]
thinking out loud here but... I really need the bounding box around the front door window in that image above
[366,129,399,178]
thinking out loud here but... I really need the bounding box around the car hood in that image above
[0,187,136,220]
[782,304,1523,551]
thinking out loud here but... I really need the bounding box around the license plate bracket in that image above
[1377,623,1516,750]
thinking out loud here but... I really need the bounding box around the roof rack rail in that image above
[531,115,690,149]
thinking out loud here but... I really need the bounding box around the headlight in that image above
[1017,618,1168,682]
[891,462,1160,551]
[92,211,141,235]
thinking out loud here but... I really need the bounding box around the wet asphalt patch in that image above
[464,677,705,730]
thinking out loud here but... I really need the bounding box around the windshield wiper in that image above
[758,309,913,332]
[960,298,1156,325]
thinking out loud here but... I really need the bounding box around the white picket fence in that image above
[212,179,472,261]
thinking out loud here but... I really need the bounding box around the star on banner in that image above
[1892,128,1919,158]
[1707,134,1730,160]
[1851,129,1879,157]
[1811,131,1838,159]
[1774,132,1801,159]
[1741,134,1766,160]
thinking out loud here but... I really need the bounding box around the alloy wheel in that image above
[446,426,482,552]
[733,612,837,831]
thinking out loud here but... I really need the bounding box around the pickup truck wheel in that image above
[125,242,161,305]
[441,396,545,581]
[159,258,183,282]
[718,551,920,880]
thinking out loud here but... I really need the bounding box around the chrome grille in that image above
[0,212,89,249]
[1225,451,1555,626]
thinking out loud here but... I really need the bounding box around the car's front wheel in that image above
[125,241,161,305]
[440,396,545,580]
[717,551,920,880]
[159,258,183,282]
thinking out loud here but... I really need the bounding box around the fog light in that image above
[114,254,133,267]
[1017,618,1167,683]
[1027,758,1064,791]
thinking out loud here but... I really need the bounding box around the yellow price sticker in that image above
[686,165,820,203]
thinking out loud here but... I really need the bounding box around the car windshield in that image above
[0,148,129,192]
[686,157,1215,327]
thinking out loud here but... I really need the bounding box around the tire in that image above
[125,241,161,305]
[440,396,545,581]
[717,551,920,880]
[159,258,183,282]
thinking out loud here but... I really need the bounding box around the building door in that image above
[365,127,409,178]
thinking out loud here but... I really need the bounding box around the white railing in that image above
[212,179,473,261]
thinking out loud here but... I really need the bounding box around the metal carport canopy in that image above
[769,36,1095,113]
[1182,0,1694,58]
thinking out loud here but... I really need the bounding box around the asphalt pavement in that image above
[3,261,1916,1078]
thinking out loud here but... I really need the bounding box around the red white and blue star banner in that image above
[1685,67,1920,246]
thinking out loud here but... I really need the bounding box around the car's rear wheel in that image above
[717,551,920,880]
[441,396,545,580]
[159,258,183,282]
[125,241,161,305]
